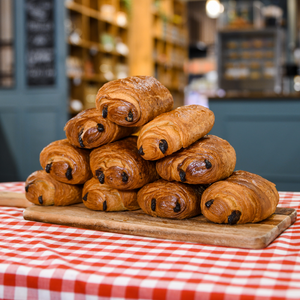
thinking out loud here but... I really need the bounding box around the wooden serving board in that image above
[23,204,297,249]
[0,191,33,208]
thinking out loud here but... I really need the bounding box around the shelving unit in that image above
[65,0,130,114]
[129,0,188,108]
[217,28,282,93]
[65,0,188,114]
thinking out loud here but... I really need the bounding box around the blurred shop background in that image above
[0,0,300,191]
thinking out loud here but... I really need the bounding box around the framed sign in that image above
[25,0,55,86]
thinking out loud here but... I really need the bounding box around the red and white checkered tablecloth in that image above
[0,182,299,300]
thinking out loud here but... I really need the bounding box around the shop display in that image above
[218,29,282,92]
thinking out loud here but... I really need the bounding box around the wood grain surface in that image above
[23,204,297,249]
[0,192,33,208]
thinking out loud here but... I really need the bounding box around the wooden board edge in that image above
[23,206,297,249]
[0,192,33,208]
[261,209,297,248]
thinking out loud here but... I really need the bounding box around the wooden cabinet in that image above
[65,0,130,114]
[129,0,188,108]
[65,0,188,114]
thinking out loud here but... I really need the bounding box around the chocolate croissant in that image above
[82,177,139,211]
[90,136,159,190]
[40,139,92,185]
[201,170,279,225]
[156,135,236,184]
[95,76,173,127]
[64,108,139,149]
[137,179,206,219]
[25,170,82,206]
[137,105,215,160]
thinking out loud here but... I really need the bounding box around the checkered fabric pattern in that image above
[0,183,299,300]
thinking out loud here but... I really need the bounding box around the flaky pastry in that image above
[64,108,138,149]
[95,76,173,127]
[137,179,207,219]
[25,170,82,206]
[90,136,159,190]
[137,105,215,160]
[156,135,236,184]
[82,177,139,211]
[201,170,279,224]
[40,139,92,185]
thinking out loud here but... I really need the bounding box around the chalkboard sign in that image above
[25,0,55,86]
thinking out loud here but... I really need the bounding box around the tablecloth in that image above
[0,182,299,300]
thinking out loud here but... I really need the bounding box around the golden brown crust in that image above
[25,170,82,206]
[137,179,206,219]
[201,170,279,224]
[90,136,159,190]
[82,177,139,211]
[156,135,236,184]
[137,105,215,160]
[40,139,92,185]
[95,76,173,127]
[64,108,139,149]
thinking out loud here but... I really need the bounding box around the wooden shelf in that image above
[66,0,188,114]
[65,0,130,115]
[67,38,128,57]
[129,0,188,108]
[65,1,128,28]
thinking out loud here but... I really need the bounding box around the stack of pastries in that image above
[25,75,279,225]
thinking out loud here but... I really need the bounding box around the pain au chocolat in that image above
[90,136,159,190]
[137,179,207,220]
[201,170,279,225]
[25,170,82,206]
[82,177,139,211]
[137,105,215,161]
[156,135,236,184]
[95,76,173,127]
[64,108,138,149]
[40,139,92,185]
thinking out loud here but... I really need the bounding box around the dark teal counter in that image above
[208,98,300,192]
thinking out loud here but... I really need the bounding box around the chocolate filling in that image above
[121,172,128,182]
[97,171,105,184]
[205,199,214,208]
[45,163,52,173]
[173,202,181,212]
[125,111,133,122]
[38,195,43,204]
[65,167,73,180]
[151,198,156,211]
[138,146,144,156]
[103,200,107,211]
[83,192,88,201]
[179,169,186,182]
[159,139,168,154]
[78,130,84,148]
[205,159,212,169]
[228,210,242,225]
[97,123,104,132]
[102,106,108,118]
